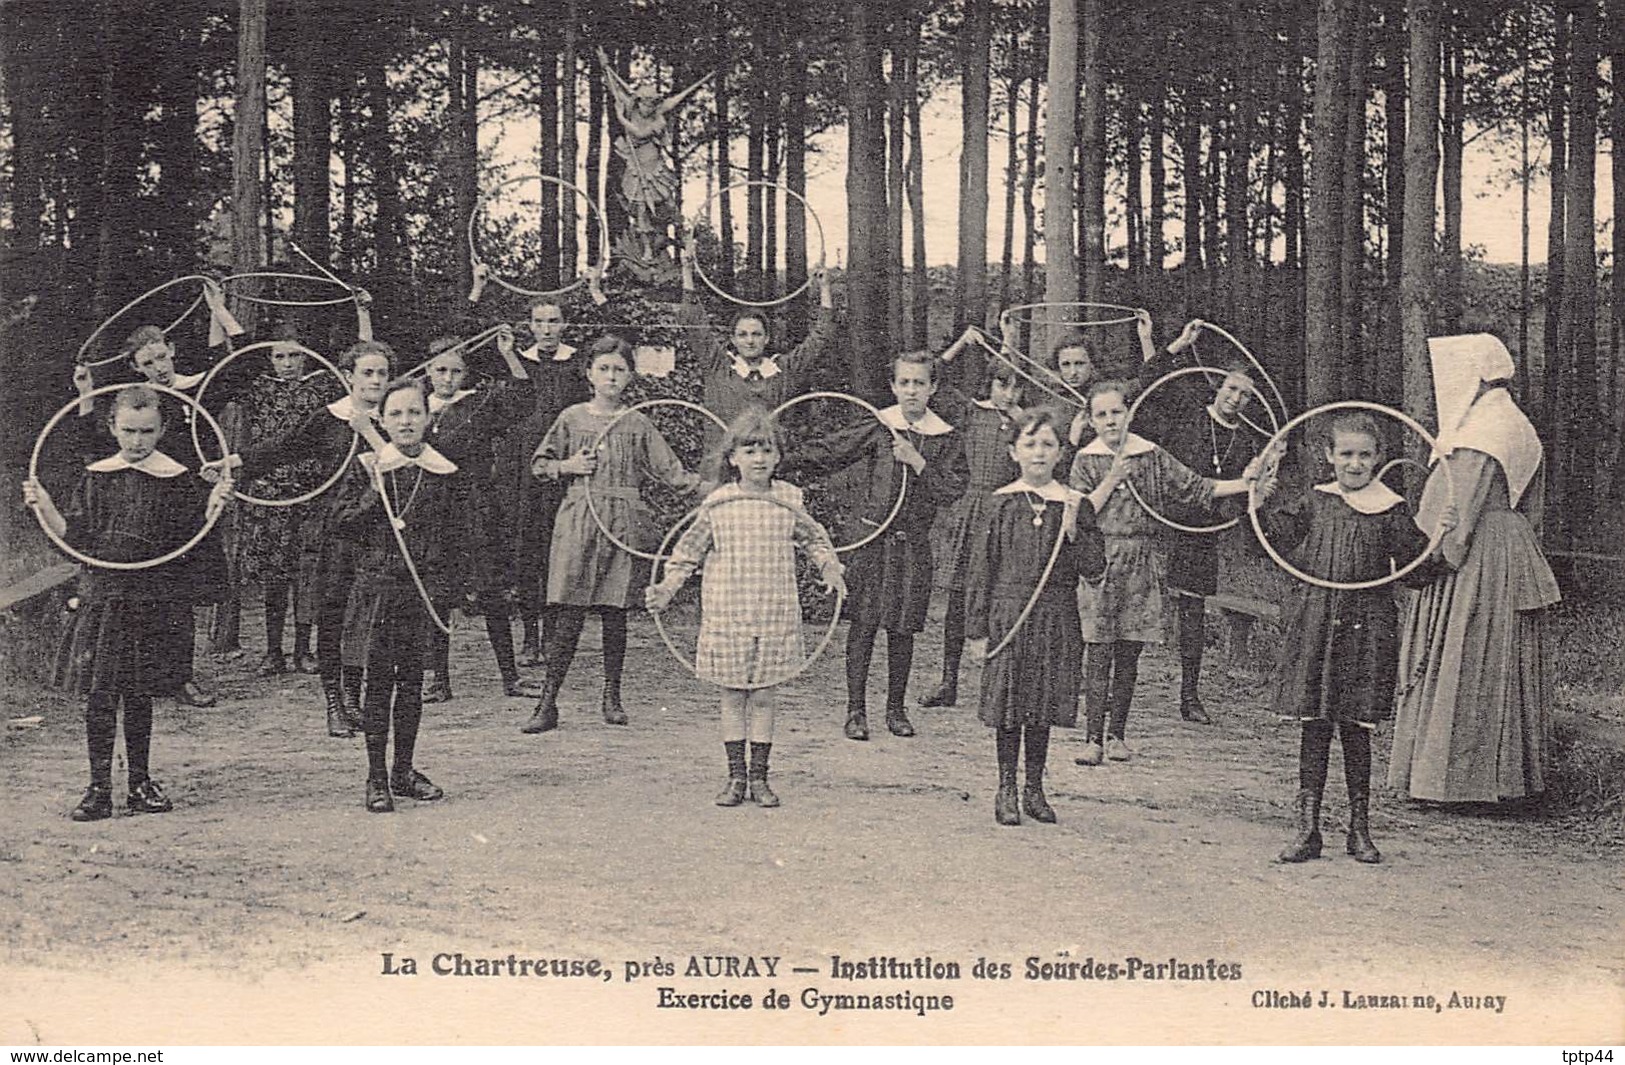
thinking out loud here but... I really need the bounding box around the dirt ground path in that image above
[2,605,1621,1044]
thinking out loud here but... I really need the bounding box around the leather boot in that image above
[338,668,365,732]
[994,766,1021,827]
[421,671,452,704]
[1345,786,1382,864]
[1277,788,1323,863]
[521,674,562,734]
[885,706,916,738]
[600,678,628,726]
[843,710,869,741]
[919,679,957,708]
[323,677,353,738]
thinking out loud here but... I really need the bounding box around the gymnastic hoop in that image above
[1000,301,1146,333]
[1247,400,1458,592]
[190,340,357,508]
[76,275,218,368]
[690,180,827,308]
[1187,319,1291,429]
[1378,456,1432,485]
[983,490,1079,662]
[219,271,355,308]
[581,398,729,562]
[467,173,611,300]
[769,390,909,554]
[28,382,231,571]
[648,492,845,691]
[369,457,453,636]
[403,324,511,380]
[1120,365,1279,535]
[963,327,1084,410]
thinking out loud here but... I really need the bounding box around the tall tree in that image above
[1305,0,1352,403]
[1560,0,1600,526]
[292,0,333,277]
[538,45,560,291]
[713,6,735,289]
[1543,1,1569,411]
[94,0,143,316]
[586,50,605,268]
[845,0,892,392]
[1400,0,1443,425]
[1044,0,1081,357]
[155,4,201,275]
[1440,3,1466,330]
[785,24,810,341]
[232,0,268,333]
[957,0,993,330]
[1609,0,1624,425]
[1339,7,1369,393]
[999,47,1022,312]
[561,2,580,283]
[1019,56,1041,303]
[1378,0,1407,405]
[906,26,929,348]
[1079,0,1106,304]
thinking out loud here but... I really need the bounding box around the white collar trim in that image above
[428,389,477,415]
[972,397,1014,413]
[730,353,783,380]
[876,405,953,436]
[994,479,1080,504]
[326,394,378,422]
[1080,432,1156,457]
[363,443,457,475]
[1313,479,1405,514]
[521,341,576,364]
[166,371,203,391]
[86,450,188,478]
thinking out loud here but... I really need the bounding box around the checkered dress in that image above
[657,481,842,688]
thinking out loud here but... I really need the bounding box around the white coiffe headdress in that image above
[1426,333,1542,508]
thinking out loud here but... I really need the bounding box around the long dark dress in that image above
[779,407,969,633]
[933,398,1019,593]
[1151,406,1266,597]
[235,373,331,586]
[52,456,221,695]
[966,487,1107,729]
[674,298,836,437]
[1262,485,1433,725]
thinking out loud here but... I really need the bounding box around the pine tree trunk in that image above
[1544,1,1569,433]
[1608,0,1624,432]
[1148,78,1166,275]
[1401,0,1442,427]
[957,0,992,331]
[293,0,332,285]
[714,9,735,289]
[538,49,560,291]
[232,0,267,332]
[1339,10,1368,395]
[785,31,810,342]
[1379,0,1407,406]
[94,0,141,318]
[1441,4,1466,330]
[1562,0,1600,528]
[586,56,604,269]
[1020,62,1041,303]
[1079,0,1106,305]
[887,37,908,344]
[561,4,579,283]
[999,62,1021,312]
[907,32,930,348]
[156,5,200,275]
[1125,85,1144,283]
[1179,89,1203,303]
[1305,0,1351,404]
[1044,0,1080,358]
[845,0,892,393]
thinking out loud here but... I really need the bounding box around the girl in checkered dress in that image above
[646,408,846,808]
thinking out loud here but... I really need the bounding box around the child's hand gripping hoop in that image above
[689,180,827,308]
[962,326,1084,410]
[769,390,909,554]
[1247,400,1459,592]
[28,382,232,570]
[983,495,1076,662]
[1121,364,1281,535]
[649,493,845,691]
[75,274,224,369]
[584,398,730,562]
[467,173,611,301]
[190,340,357,508]
[371,458,454,636]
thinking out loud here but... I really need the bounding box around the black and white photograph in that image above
[0,0,1621,1048]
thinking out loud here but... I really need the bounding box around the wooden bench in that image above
[1202,592,1279,659]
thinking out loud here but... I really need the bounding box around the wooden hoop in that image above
[372,459,453,636]
[28,383,230,570]
[690,180,827,308]
[769,390,908,554]
[582,399,729,562]
[649,493,844,691]
[1248,401,1457,591]
[218,271,355,307]
[76,275,215,368]
[964,328,1083,410]
[468,173,610,299]
[191,341,356,508]
[984,496,1074,661]
[999,301,1145,334]
[1122,365,1279,535]
[1191,319,1292,428]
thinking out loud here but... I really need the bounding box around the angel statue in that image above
[597,46,714,278]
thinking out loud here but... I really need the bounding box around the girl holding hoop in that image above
[419,335,540,704]
[234,330,332,678]
[212,340,393,738]
[522,336,703,733]
[966,408,1106,826]
[778,351,970,742]
[1068,380,1258,767]
[645,408,846,808]
[1254,413,1456,863]
[678,237,835,441]
[329,378,464,813]
[1388,334,1560,805]
[24,385,234,821]
[72,325,222,707]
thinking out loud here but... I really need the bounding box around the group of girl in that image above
[27,288,1554,866]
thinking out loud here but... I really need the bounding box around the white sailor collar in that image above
[363,443,458,475]
[521,341,577,364]
[877,405,953,436]
[86,450,188,478]
[972,397,1017,414]
[994,478,1081,504]
[428,389,477,415]
[1314,479,1404,515]
[326,394,378,421]
[1080,432,1157,457]
[164,371,203,392]
[730,353,783,380]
